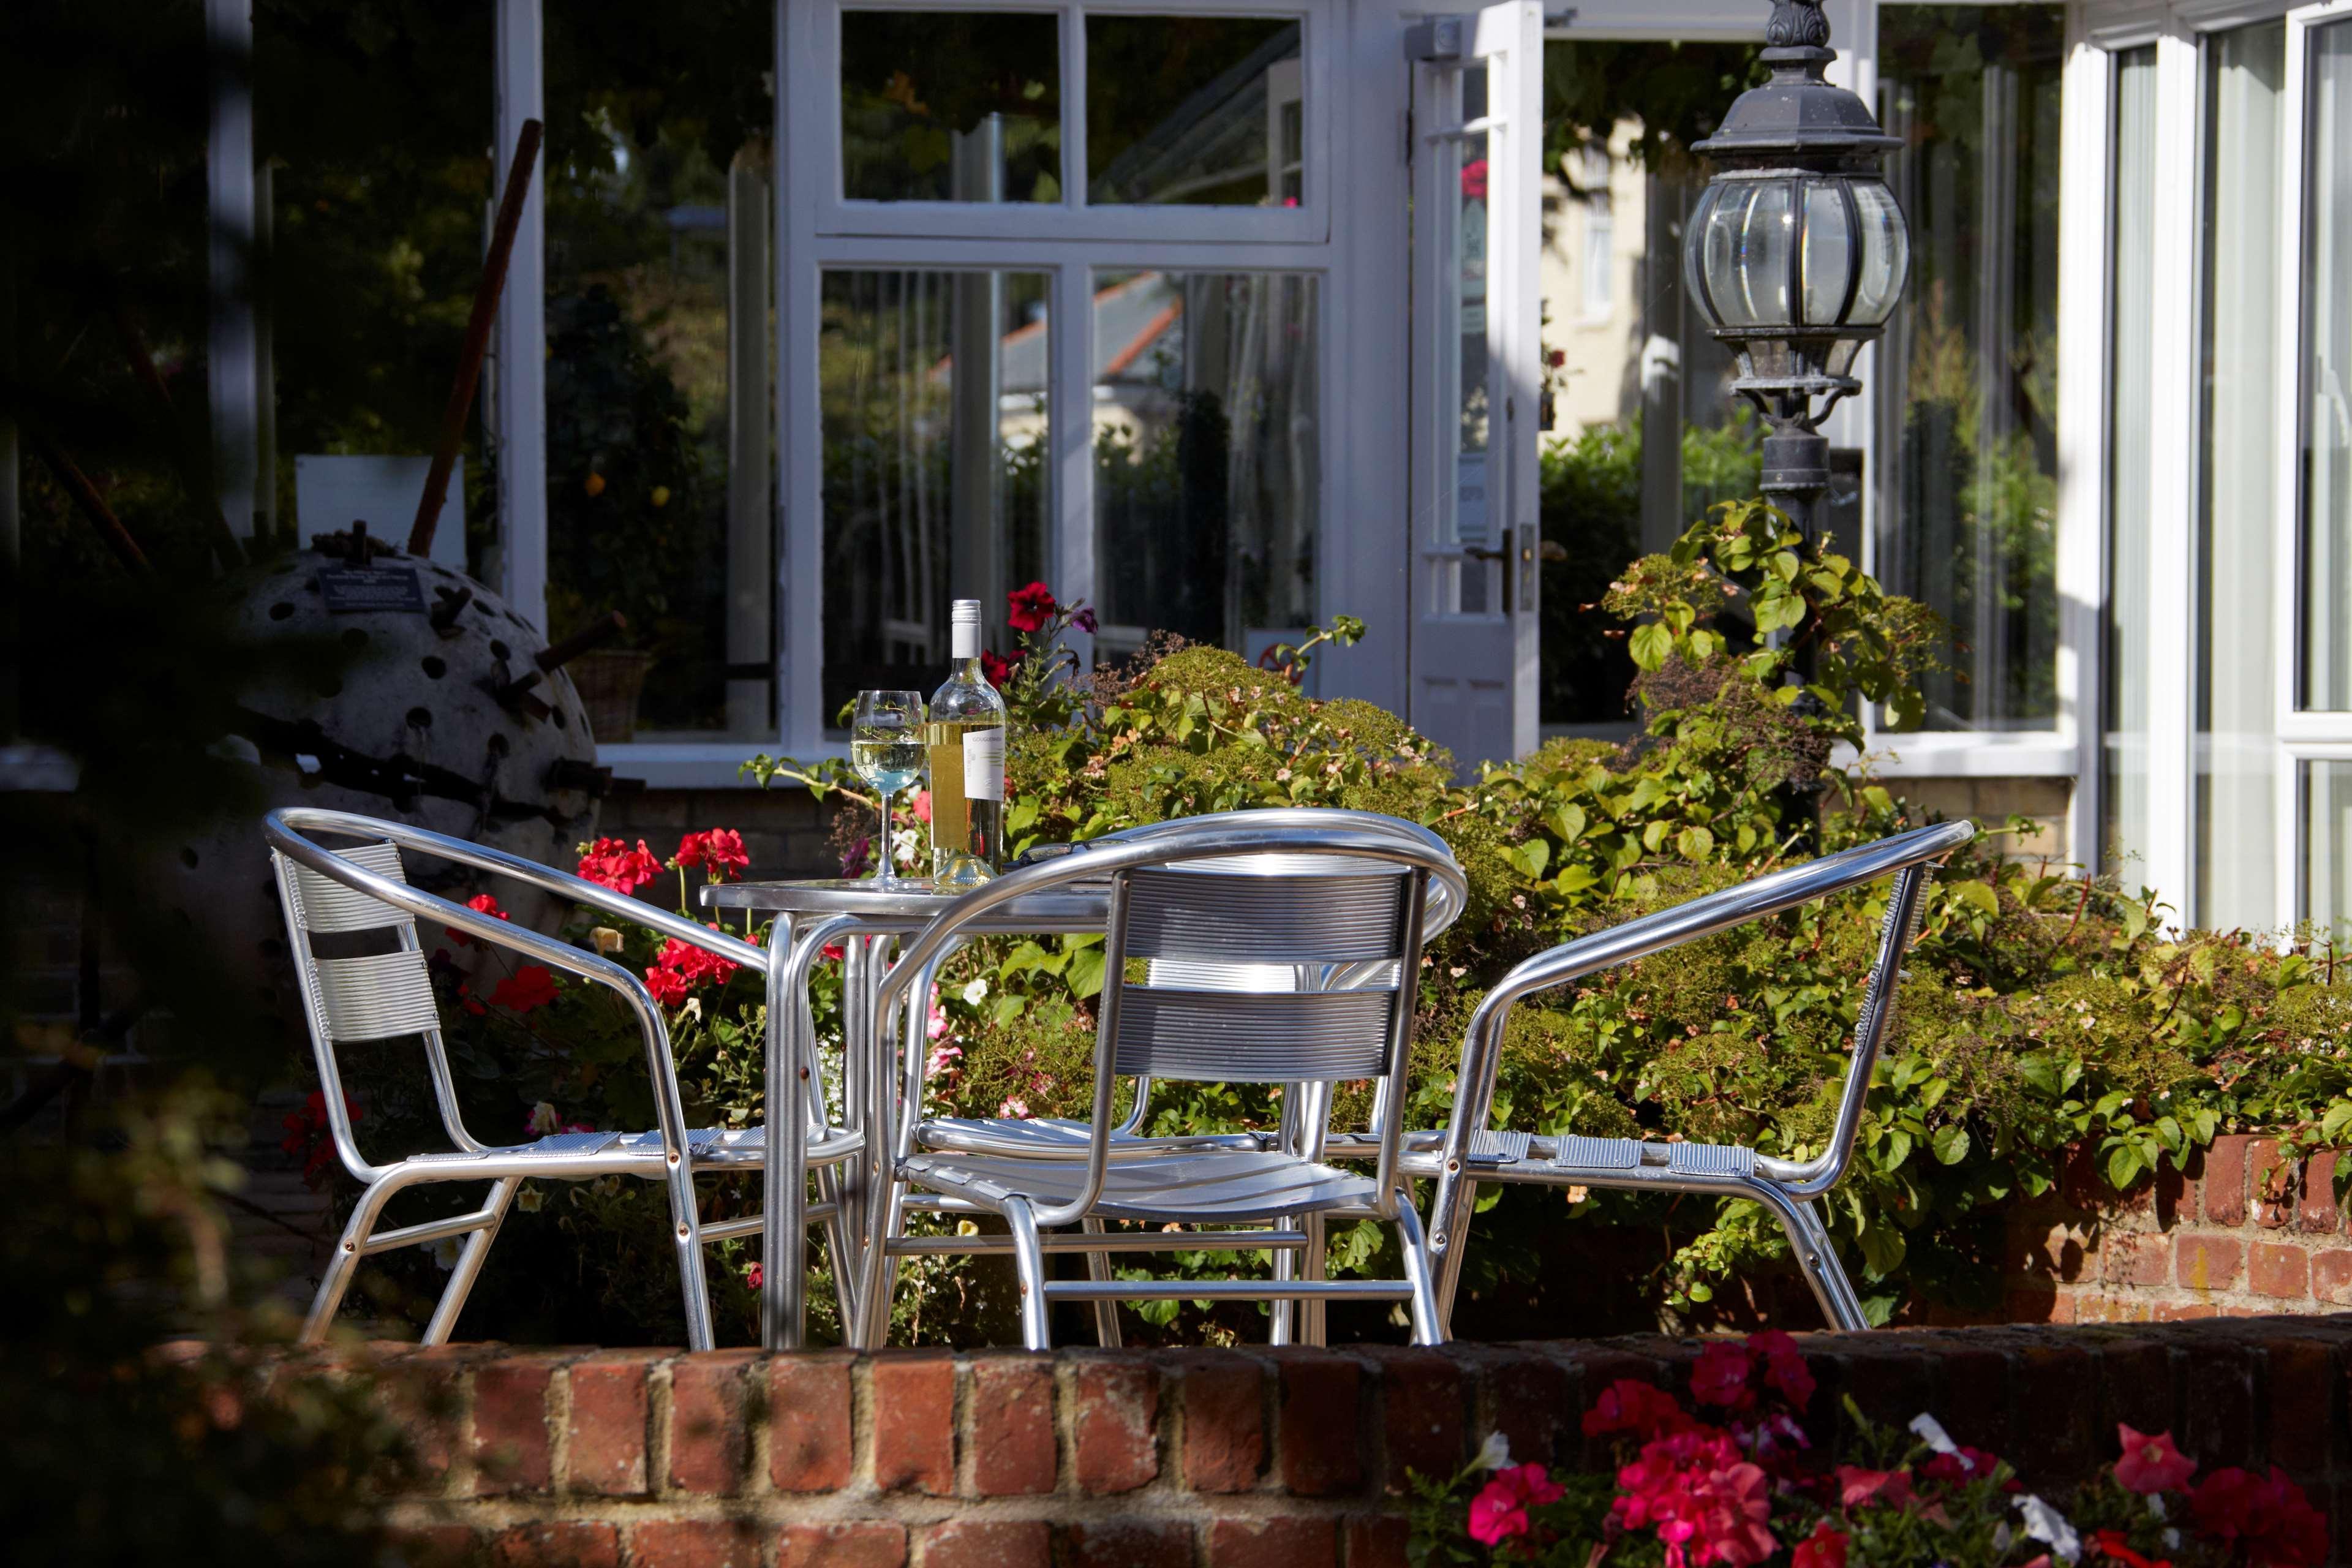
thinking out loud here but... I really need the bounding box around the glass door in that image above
[1409,1,1544,772]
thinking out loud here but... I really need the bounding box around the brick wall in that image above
[222,1317,2352,1567]
[1999,1133,2352,1325]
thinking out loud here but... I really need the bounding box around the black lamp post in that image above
[1684,0,1909,547]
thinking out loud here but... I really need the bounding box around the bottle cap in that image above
[950,598,981,660]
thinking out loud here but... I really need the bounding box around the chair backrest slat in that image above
[311,951,441,1041]
[1112,987,1395,1081]
[1106,853,1419,1085]
[1123,858,1406,963]
[286,842,415,933]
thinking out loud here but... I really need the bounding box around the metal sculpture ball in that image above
[165,530,619,1025]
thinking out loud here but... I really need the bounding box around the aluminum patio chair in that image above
[265,807,861,1351]
[850,816,1466,1350]
[1407,819,1975,1333]
[907,810,1466,1167]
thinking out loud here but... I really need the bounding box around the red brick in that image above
[2182,1343,2258,1463]
[769,1354,853,1493]
[2008,1343,2098,1482]
[2314,1249,2352,1306]
[871,1352,956,1495]
[1478,1346,1575,1472]
[2264,1336,2339,1476]
[1177,1351,1265,1492]
[2300,1153,2342,1234]
[2103,1232,2172,1290]
[1368,1348,1464,1493]
[1072,1357,1159,1493]
[1832,1344,1934,1432]
[1207,1517,1336,1568]
[2095,1338,2177,1439]
[778,1523,908,1568]
[489,1523,619,1568]
[382,1351,467,1488]
[2253,1139,2296,1227]
[471,1354,560,1494]
[1928,1344,2011,1455]
[919,1520,1052,1568]
[388,1524,477,1567]
[1276,1351,1363,1494]
[668,1350,758,1494]
[632,1521,761,1568]
[565,1353,650,1496]
[2207,1136,2252,1226]
[1343,1515,1410,1568]
[2003,1288,2071,1324]
[2177,1234,2246,1292]
[2250,1242,2311,1299]
[970,1355,1057,1495]
[2158,1159,2200,1229]
[2156,1302,2220,1321]
[1060,1521,1191,1568]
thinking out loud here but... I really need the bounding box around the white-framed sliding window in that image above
[769,0,1384,761]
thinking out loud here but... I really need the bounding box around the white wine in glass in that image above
[851,690,925,887]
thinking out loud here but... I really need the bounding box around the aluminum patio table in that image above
[702,875,1115,1348]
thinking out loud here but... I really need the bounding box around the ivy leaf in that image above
[1882,1126,1913,1170]
[1510,838,1551,879]
[1064,945,1106,1001]
[2106,1142,2145,1191]
[2018,1050,2064,1096]
[1675,825,1714,861]
[1951,881,2000,921]
[1931,1125,1971,1165]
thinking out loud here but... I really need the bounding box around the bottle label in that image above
[962,726,1004,802]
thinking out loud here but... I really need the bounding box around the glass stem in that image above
[878,790,893,886]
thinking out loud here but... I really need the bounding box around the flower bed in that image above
[1411,1332,2327,1567]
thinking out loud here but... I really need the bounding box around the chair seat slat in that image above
[288,842,415,933]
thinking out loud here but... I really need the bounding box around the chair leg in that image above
[1003,1197,1052,1352]
[1300,1211,1329,1347]
[1268,1213,1297,1345]
[421,1178,517,1346]
[301,1170,413,1344]
[1081,1216,1123,1348]
[1751,1182,1871,1333]
[854,1174,909,1350]
[1429,1173,1481,1334]
[666,1165,717,1352]
[816,1163,859,1342]
[1393,1197,1445,1348]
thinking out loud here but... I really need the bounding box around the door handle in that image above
[1459,541,1526,615]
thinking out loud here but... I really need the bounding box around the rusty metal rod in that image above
[409,118,543,557]
[535,610,626,672]
[29,426,149,573]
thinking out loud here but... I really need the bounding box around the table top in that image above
[701,875,1114,931]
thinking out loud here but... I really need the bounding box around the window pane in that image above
[840,10,1061,203]
[1085,16,1303,206]
[1453,68,1493,615]
[2195,19,2286,931]
[2103,45,2158,886]
[1092,271,1318,660]
[545,5,775,739]
[820,270,1049,725]
[2307,763,2352,935]
[2299,21,2352,709]
[1874,4,2064,732]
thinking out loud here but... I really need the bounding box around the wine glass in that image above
[851,690,925,888]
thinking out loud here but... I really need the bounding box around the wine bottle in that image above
[927,599,1007,888]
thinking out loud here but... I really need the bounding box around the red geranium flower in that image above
[2092,1529,2173,1568]
[1750,1330,1815,1411]
[1006,580,1057,633]
[1468,1463,1566,1547]
[1460,156,1489,202]
[2115,1425,2196,1495]
[981,649,1015,686]
[676,828,750,880]
[643,963,690,1008]
[1584,1378,1692,1440]
[447,892,510,948]
[1692,1340,1755,1412]
[911,790,932,824]
[489,965,560,1012]
[1923,1446,2015,1490]
[578,837,663,895]
[281,1089,362,1189]
[2192,1467,2328,1567]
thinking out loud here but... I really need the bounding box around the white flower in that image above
[2162,1529,2180,1552]
[527,1101,560,1135]
[2018,1494,2081,1563]
[1909,1412,1960,1455]
[682,996,703,1022]
[2147,1494,2168,1522]
[517,1183,544,1214]
[1474,1431,1512,1471]
[962,978,990,1005]
[428,1236,462,1270]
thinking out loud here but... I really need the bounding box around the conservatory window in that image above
[1872,3,2065,734]
[2101,44,2158,884]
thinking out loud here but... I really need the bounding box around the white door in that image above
[1409,1,1544,774]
